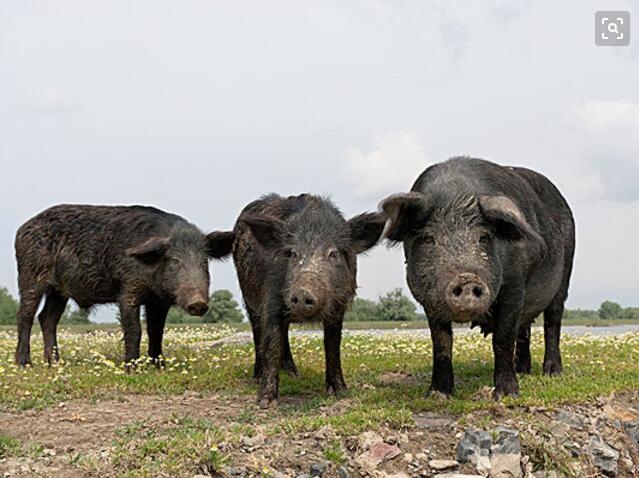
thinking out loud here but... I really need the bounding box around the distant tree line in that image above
[0,286,637,325]
[564,300,639,322]
[345,288,423,322]
[0,287,245,325]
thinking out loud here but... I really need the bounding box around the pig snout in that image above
[288,288,320,318]
[186,300,209,316]
[178,288,209,316]
[445,272,490,318]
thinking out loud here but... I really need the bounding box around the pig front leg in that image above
[119,295,142,366]
[491,295,523,399]
[257,312,284,408]
[282,323,299,377]
[146,300,169,366]
[324,320,347,396]
[428,317,454,396]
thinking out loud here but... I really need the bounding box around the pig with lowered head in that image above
[15,205,234,366]
[381,157,575,399]
[232,194,386,407]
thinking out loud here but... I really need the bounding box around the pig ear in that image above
[239,215,285,249]
[478,195,547,257]
[379,192,430,243]
[347,212,387,254]
[206,230,235,259]
[126,236,171,263]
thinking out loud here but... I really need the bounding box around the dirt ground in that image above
[2,387,639,478]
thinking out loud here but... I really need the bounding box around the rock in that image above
[225,467,247,477]
[337,467,348,478]
[358,430,384,450]
[490,454,522,478]
[492,427,521,454]
[532,472,564,478]
[403,453,414,463]
[624,421,639,446]
[476,454,491,476]
[434,474,484,478]
[295,475,310,478]
[554,410,585,430]
[309,462,327,477]
[587,437,619,477]
[241,433,264,448]
[355,442,402,469]
[429,459,459,471]
[414,415,454,430]
[456,430,492,464]
[490,427,521,478]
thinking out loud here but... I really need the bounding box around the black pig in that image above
[15,205,234,366]
[231,194,385,407]
[381,158,575,399]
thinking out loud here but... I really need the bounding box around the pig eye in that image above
[328,248,340,260]
[479,234,491,244]
[170,257,180,264]
[423,235,435,245]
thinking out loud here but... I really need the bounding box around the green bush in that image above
[0,288,18,325]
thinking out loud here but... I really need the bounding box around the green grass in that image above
[0,434,21,458]
[2,324,639,476]
[1,316,637,335]
[2,326,639,418]
[0,327,639,414]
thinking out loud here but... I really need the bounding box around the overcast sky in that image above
[1,1,637,322]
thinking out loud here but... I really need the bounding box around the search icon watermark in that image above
[596,11,630,46]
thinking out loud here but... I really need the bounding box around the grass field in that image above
[2,315,637,334]
[1,323,639,477]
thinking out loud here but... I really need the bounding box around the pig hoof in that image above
[15,357,32,368]
[543,361,563,377]
[426,389,451,400]
[493,385,519,400]
[150,357,165,369]
[282,362,299,378]
[258,398,278,409]
[327,384,348,397]
[515,363,531,374]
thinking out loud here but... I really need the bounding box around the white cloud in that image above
[573,100,639,202]
[440,19,469,59]
[22,84,75,115]
[342,131,430,199]
[575,100,639,131]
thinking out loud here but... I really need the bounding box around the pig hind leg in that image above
[38,290,68,365]
[543,294,564,376]
[514,322,532,374]
[15,285,45,366]
[544,233,574,377]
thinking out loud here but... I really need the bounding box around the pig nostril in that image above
[187,302,208,316]
[473,286,483,298]
[453,286,463,297]
[304,298,315,306]
[291,296,299,305]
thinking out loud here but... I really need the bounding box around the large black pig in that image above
[232,194,386,407]
[15,205,234,366]
[381,157,575,399]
